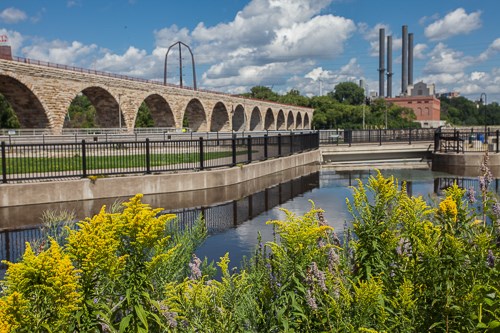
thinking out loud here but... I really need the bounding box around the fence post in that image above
[232,134,237,166]
[1,141,7,184]
[379,129,382,146]
[409,128,412,145]
[434,129,439,152]
[456,130,460,154]
[247,135,252,162]
[497,130,499,153]
[264,134,268,159]
[289,131,293,154]
[278,133,282,157]
[145,138,151,174]
[199,137,204,170]
[81,139,87,178]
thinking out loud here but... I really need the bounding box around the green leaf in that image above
[134,304,149,330]
[119,314,132,333]
[489,320,500,329]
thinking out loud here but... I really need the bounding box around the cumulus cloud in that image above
[22,40,98,66]
[413,43,427,60]
[423,43,474,75]
[424,8,481,41]
[0,7,27,24]
[184,0,355,91]
[478,38,500,61]
[295,58,363,96]
[94,47,161,78]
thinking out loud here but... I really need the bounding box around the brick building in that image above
[385,82,443,128]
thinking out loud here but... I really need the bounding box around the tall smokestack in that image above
[378,28,385,97]
[386,35,393,98]
[408,32,414,86]
[401,25,408,95]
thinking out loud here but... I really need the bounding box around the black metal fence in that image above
[434,128,500,153]
[0,132,319,183]
[319,128,436,145]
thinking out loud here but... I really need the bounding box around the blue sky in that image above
[1,0,499,102]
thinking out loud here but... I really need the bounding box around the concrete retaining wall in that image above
[432,152,500,176]
[0,150,321,207]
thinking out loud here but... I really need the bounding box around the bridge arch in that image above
[286,111,294,130]
[210,102,230,132]
[232,104,246,131]
[303,113,310,129]
[249,107,262,131]
[141,94,175,128]
[264,108,275,130]
[182,98,207,131]
[76,86,123,128]
[296,112,303,129]
[0,74,50,129]
[276,110,285,130]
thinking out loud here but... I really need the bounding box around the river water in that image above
[1,166,494,276]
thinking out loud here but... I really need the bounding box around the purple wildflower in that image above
[310,262,327,292]
[188,254,202,280]
[493,201,500,218]
[160,303,178,328]
[306,289,318,310]
[318,239,326,248]
[487,249,495,268]
[328,248,339,273]
[467,187,477,204]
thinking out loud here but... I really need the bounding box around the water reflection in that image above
[0,167,320,276]
[1,168,492,277]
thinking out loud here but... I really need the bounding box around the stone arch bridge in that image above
[0,58,313,135]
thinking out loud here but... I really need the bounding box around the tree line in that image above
[1,83,499,129]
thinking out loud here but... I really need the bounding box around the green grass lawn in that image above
[2,151,243,174]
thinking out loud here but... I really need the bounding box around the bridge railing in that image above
[4,56,313,111]
[0,132,319,184]
[319,128,436,145]
[434,128,500,153]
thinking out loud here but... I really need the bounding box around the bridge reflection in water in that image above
[0,170,320,277]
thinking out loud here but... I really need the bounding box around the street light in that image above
[477,93,487,143]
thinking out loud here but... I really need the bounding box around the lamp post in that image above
[477,93,487,143]
[118,94,122,130]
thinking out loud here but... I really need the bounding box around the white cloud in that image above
[22,40,98,66]
[479,38,500,61]
[424,8,481,41]
[154,25,192,49]
[0,7,27,24]
[423,43,473,75]
[295,58,363,96]
[413,43,427,60]
[94,47,160,78]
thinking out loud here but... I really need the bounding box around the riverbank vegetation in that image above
[2,159,500,331]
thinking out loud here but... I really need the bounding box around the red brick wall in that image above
[385,96,441,122]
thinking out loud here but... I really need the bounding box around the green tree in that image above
[278,89,310,107]
[241,86,279,101]
[329,82,365,105]
[0,94,20,129]
[64,94,96,128]
[134,102,154,128]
